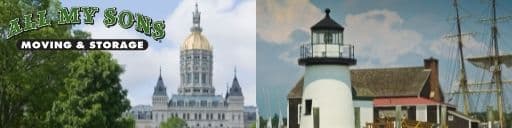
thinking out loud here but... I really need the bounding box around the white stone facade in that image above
[134,3,245,128]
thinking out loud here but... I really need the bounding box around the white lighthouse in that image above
[298,8,356,128]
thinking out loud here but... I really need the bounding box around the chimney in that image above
[424,57,443,102]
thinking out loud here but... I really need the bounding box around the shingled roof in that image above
[287,67,431,99]
[351,67,431,97]
[287,77,304,99]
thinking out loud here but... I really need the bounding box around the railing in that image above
[300,43,355,59]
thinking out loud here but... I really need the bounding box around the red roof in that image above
[373,97,445,107]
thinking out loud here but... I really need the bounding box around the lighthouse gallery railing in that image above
[300,43,355,59]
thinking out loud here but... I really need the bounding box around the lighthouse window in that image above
[324,32,333,44]
[305,99,312,115]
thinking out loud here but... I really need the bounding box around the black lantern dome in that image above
[298,8,356,66]
[311,9,344,31]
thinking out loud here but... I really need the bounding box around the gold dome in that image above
[181,32,212,51]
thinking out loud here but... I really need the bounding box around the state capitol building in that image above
[130,3,248,128]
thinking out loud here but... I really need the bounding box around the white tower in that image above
[298,8,356,128]
[152,67,169,123]
[227,69,245,127]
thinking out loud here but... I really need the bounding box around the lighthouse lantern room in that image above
[298,8,357,128]
[299,8,355,66]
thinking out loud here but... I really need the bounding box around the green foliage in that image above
[117,114,136,128]
[249,121,257,128]
[258,116,267,128]
[271,114,279,128]
[47,51,131,128]
[0,0,87,127]
[258,114,285,128]
[0,0,133,127]
[160,117,187,128]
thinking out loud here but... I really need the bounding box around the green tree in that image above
[118,114,136,128]
[271,114,279,128]
[47,51,131,128]
[258,116,267,128]
[160,117,187,128]
[0,0,90,127]
[249,121,257,128]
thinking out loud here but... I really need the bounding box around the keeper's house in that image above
[288,58,480,128]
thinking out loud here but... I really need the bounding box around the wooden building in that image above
[287,58,480,128]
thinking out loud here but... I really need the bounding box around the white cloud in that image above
[76,0,257,106]
[260,7,428,66]
[344,10,424,65]
[77,24,181,106]
[257,0,322,43]
[277,45,300,64]
[430,34,487,59]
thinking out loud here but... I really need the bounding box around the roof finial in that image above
[225,82,230,97]
[191,1,202,32]
[325,8,331,17]
[159,65,162,76]
[234,66,237,77]
[195,2,199,12]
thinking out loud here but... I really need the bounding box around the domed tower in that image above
[299,8,356,128]
[179,3,215,96]
[152,68,169,110]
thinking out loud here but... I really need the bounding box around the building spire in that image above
[158,65,162,79]
[234,66,237,77]
[225,82,230,98]
[191,2,202,32]
[229,67,243,96]
[153,65,167,96]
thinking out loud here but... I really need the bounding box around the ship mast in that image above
[467,0,507,127]
[452,0,471,115]
[489,0,505,127]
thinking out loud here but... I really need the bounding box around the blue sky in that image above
[257,0,512,117]
[61,0,257,106]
